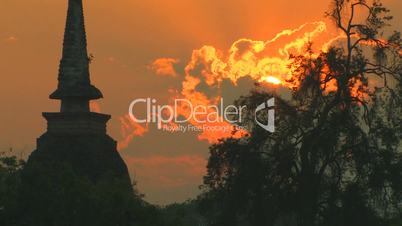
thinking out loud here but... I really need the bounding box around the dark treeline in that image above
[0,153,206,226]
[1,0,401,226]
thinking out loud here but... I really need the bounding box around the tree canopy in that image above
[200,1,402,225]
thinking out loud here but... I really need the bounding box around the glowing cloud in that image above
[3,36,18,43]
[108,21,347,149]
[90,101,101,113]
[118,20,381,148]
[149,58,180,77]
[117,114,149,151]
[147,21,337,143]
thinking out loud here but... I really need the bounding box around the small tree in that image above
[0,150,25,225]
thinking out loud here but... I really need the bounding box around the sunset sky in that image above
[1,0,401,205]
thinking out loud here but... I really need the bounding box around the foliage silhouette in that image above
[200,0,402,226]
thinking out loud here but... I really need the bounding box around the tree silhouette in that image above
[0,151,25,225]
[0,151,162,226]
[200,1,401,225]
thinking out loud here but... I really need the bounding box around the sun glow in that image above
[260,76,282,85]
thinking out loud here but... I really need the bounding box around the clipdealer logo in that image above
[255,98,275,133]
[128,98,275,132]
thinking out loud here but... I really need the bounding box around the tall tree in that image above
[201,1,401,225]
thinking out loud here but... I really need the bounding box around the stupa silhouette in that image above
[19,1,134,225]
[26,0,131,184]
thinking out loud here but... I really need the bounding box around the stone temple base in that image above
[18,112,135,225]
[28,132,131,184]
[25,112,132,184]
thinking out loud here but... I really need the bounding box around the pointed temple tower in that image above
[26,0,131,187]
[18,2,135,224]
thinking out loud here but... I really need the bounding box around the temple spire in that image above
[50,0,102,112]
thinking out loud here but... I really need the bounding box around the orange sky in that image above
[0,0,401,205]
